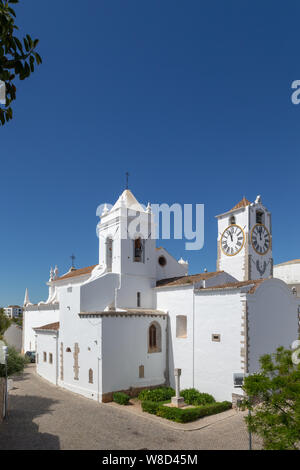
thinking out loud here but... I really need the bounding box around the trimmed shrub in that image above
[142,400,232,423]
[113,392,130,405]
[138,387,175,402]
[141,400,160,415]
[181,388,215,406]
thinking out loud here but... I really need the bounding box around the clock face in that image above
[221,225,245,256]
[251,224,270,255]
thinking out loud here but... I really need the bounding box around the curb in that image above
[104,401,240,432]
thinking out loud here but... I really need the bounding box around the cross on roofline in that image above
[70,254,76,268]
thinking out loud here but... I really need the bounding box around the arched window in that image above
[89,368,93,384]
[256,211,264,224]
[66,347,71,353]
[229,215,236,225]
[106,237,113,271]
[134,237,144,263]
[148,322,162,353]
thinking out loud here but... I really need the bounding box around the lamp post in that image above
[0,344,8,420]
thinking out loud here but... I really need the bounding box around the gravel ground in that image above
[0,364,261,450]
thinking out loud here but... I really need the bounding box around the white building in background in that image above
[23,190,299,403]
[274,259,300,296]
[4,305,23,319]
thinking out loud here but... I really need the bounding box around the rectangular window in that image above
[49,353,53,364]
[176,315,187,338]
[139,365,144,378]
[43,352,47,362]
[212,334,221,342]
[137,292,141,307]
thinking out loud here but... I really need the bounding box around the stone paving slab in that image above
[0,364,262,450]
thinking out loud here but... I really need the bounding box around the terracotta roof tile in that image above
[156,271,223,288]
[230,197,251,212]
[34,322,60,331]
[54,265,96,282]
[196,278,265,294]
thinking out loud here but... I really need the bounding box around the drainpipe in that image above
[192,287,195,388]
[165,313,170,386]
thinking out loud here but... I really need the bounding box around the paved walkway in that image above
[0,365,261,450]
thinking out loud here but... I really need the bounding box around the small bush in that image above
[138,386,175,402]
[113,392,130,405]
[181,388,215,406]
[141,400,160,415]
[142,400,232,423]
[0,346,28,378]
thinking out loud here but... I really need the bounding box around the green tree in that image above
[0,308,11,339]
[0,345,28,377]
[0,0,42,125]
[243,346,300,450]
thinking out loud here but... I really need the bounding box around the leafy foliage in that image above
[0,345,28,377]
[243,346,300,450]
[141,400,232,423]
[0,0,42,125]
[181,388,215,406]
[138,386,175,402]
[0,308,11,339]
[113,392,130,405]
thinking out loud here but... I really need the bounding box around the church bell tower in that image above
[216,196,273,281]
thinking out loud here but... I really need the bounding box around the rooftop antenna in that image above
[126,172,129,190]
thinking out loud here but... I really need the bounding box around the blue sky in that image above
[1,0,300,305]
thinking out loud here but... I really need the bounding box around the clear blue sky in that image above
[1,0,300,305]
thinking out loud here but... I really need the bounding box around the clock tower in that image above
[216,196,273,281]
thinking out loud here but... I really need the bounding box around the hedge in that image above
[113,392,130,405]
[180,388,215,406]
[142,400,232,423]
[138,387,175,402]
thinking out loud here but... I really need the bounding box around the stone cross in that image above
[171,368,185,408]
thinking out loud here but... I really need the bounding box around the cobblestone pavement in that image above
[0,365,261,450]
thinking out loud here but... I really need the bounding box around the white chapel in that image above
[23,190,299,403]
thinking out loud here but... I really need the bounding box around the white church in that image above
[22,190,299,404]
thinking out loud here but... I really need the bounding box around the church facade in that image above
[23,190,299,403]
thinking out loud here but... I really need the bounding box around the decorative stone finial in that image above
[54,265,59,280]
[255,195,262,204]
[146,202,152,213]
[102,203,109,216]
[23,288,32,307]
[49,267,54,282]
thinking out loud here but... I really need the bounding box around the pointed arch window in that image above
[89,368,93,384]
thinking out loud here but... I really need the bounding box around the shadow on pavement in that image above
[0,394,60,450]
